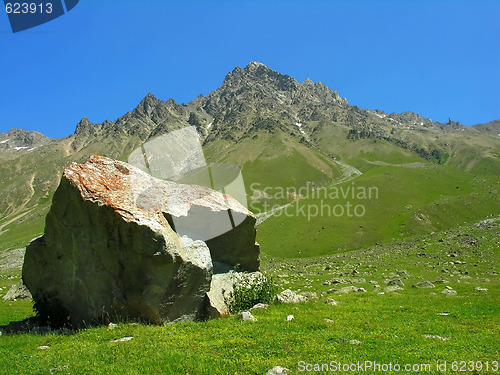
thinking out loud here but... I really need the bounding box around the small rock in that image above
[37,346,50,350]
[441,288,457,296]
[275,289,307,304]
[238,311,257,322]
[2,281,32,301]
[437,313,450,316]
[349,278,366,284]
[107,323,117,331]
[474,287,488,292]
[266,366,289,375]
[397,270,410,277]
[299,291,317,300]
[110,336,133,343]
[286,315,294,322]
[332,286,364,294]
[350,339,362,345]
[424,334,449,341]
[386,279,404,287]
[249,303,269,311]
[325,318,334,323]
[324,298,338,306]
[412,281,435,289]
[384,285,404,293]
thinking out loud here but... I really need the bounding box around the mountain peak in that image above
[220,61,299,94]
[244,61,269,71]
[74,117,95,135]
[142,92,157,102]
[134,93,160,117]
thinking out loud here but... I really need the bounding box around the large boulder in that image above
[22,155,260,326]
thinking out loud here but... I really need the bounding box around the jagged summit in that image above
[246,61,268,69]
[74,117,94,135]
[20,61,495,158]
[133,93,162,117]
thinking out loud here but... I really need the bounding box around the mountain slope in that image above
[0,62,499,258]
[472,119,500,137]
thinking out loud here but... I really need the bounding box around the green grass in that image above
[257,163,500,258]
[0,219,498,374]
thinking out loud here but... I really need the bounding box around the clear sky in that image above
[1,0,499,138]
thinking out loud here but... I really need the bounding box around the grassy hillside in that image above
[258,161,499,258]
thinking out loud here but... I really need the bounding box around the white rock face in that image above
[22,155,260,326]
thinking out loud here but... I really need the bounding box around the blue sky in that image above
[1,0,499,138]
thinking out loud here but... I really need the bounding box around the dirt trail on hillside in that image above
[255,159,362,225]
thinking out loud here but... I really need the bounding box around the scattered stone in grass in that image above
[299,291,317,300]
[325,318,334,323]
[2,281,32,301]
[412,281,435,289]
[437,313,450,316]
[474,287,488,292]
[107,323,117,331]
[266,366,289,375]
[441,288,457,296]
[386,279,404,287]
[110,336,133,343]
[48,365,69,374]
[424,335,449,341]
[324,278,345,285]
[384,285,404,293]
[249,303,269,311]
[37,346,50,350]
[397,270,410,277]
[238,311,257,322]
[377,292,385,295]
[324,298,338,306]
[350,339,362,345]
[349,278,366,284]
[275,289,307,303]
[331,286,365,294]
[369,280,378,285]
[286,315,294,322]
